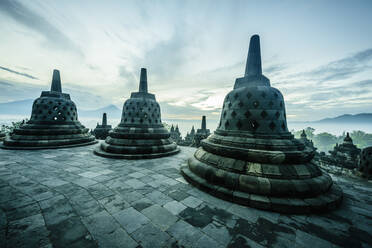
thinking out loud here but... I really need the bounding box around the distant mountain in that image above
[0,99,121,119]
[315,113,372,123]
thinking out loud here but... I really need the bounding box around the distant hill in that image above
[0,99,121,119]
[315,113,372,123]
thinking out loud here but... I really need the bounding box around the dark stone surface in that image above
[358,146,372,179]
[0,146,371,247]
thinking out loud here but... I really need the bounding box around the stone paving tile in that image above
[131,222,171,248]
[202,221,232,247]
[78,171,102,178]
[166,219,204,247]
[125,178,146,189]
[193,234,224,248]
[132,197,154,211]
[113,207,150,234]
[82,210,137,248]
[0,146,371,248]
[98,194,130,214]
[146,190,174,205]
[163,200,187,215]
[141,204,178,231]
[181,195,204,208]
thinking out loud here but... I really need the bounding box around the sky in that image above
[0,0,372,122]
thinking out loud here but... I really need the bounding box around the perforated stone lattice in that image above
[218,85,288,133]
[30,97,78,122]
[358,147,372,178]
[121,98,161,125]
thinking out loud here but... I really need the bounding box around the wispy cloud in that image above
[0,66,38,80]
[297,48,372,83]
[0,0,82,55]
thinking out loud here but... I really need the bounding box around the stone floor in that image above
[0,143,371,248]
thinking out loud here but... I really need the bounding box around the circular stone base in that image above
[0,140,98,150]
[180,165,343,214]
[93,146,180,159]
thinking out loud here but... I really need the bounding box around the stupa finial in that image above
[245,34,262,77]
[201,116,206,130]
[139,68,148,93]
[50,69,62,93]
[102,113,107,126]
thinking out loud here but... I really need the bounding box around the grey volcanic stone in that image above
[1,69,96,150]
[93,113,112,140]
[181,35,343,213]
[0,146,370,247]
[94,68,179,159]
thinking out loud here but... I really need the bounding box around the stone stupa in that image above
[1,70,96,150]
[181,35,343,213]
[0,131,5,142]
[94,68,179,159]
[193,116,210,147]
[93,113,112,140]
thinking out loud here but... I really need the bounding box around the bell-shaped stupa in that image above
[93,113,112,140]
[0,131,5,141]
[181,35,343,213]
[94,68,179,159]
[1,70,96,149]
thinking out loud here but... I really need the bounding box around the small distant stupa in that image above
[181,35,343,213]
[1,70,96,149]
[94,68,179,159]
[93,113,112,140]
[193,115,210,147]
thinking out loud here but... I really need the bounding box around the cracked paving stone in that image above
[131,223,171,248]
[113,207,150,234]
[163,201,187,215]
[181,196,203,208]
[141,204,178,231]
[98,194,130,214]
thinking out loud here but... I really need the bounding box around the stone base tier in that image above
[1,123,97,150]
[181,164,343,214]
[94,146,180,159]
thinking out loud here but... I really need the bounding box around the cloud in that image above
[0,66,38,80]
[0,0,82,55]
[297,48,372,83]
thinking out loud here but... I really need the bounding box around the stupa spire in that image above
[201,116,206,130]
[102,113,107,126]
[139,68,148,93]
[50,69,62,93]
[245,34,262,77]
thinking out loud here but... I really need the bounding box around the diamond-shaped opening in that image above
[250,120,259,130]
[253,101,260,108]
[231,111,237,118]
[269,122,276,130]
[236,120,243,129]
[261,110,268,119]
[225,120,230,127]
[238,101,244,107]
[269,101,274,107]
[246,92,252,99]
[228,102,232,108]
[280,101,283,107]
[234,93,239,99]
[245,110,251,118]
[223,111,227,117]
[275,111,280,119]
[274,93,278,98]
[281,122,286,130]
[261,92,266,98]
